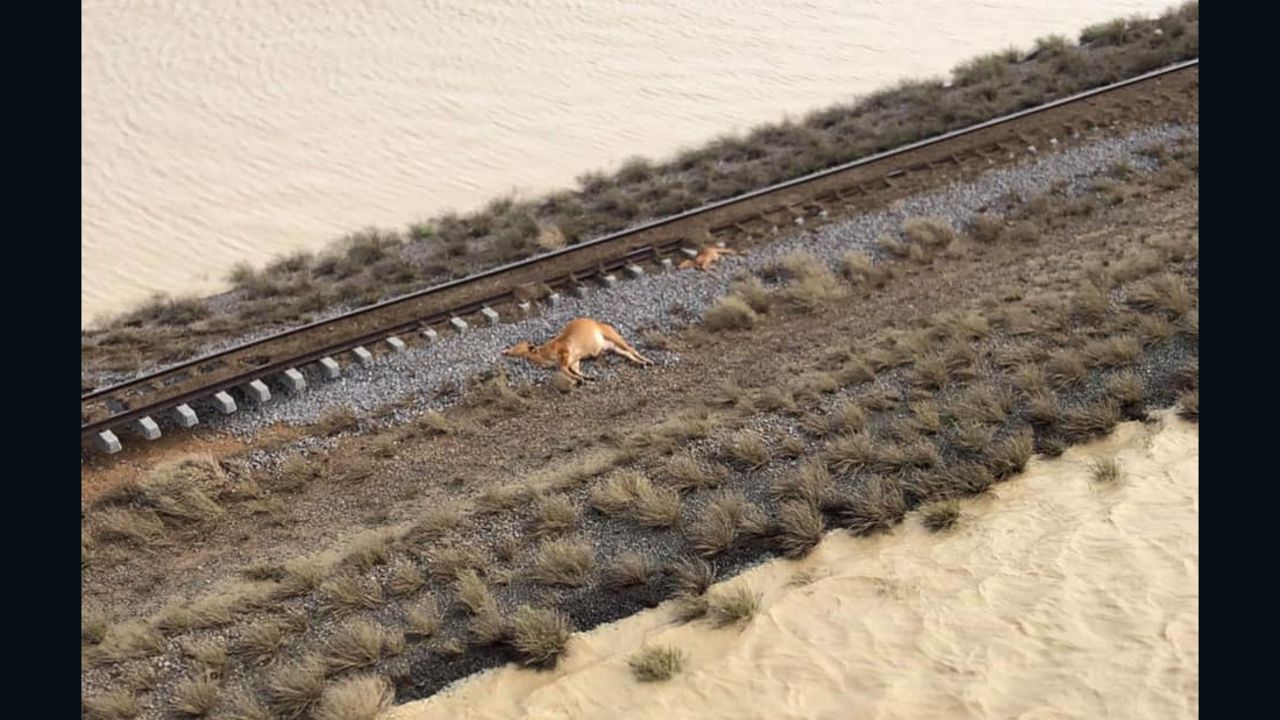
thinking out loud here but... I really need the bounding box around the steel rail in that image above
[81,58,1198,441]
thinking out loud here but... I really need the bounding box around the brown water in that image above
[387,412,1198,720]
[82,0,1177,325]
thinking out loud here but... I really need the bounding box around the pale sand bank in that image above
[387,412,1197,720]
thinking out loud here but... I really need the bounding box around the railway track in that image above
[82,59,1199,454]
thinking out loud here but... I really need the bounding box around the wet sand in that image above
[82,0,1177,324]
[387,412,1198,720]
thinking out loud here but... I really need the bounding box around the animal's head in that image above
[501,341,537,360]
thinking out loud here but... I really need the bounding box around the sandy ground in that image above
[81,0,1177,323]
[388,412,1198,720]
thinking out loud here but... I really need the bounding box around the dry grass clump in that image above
[84,621,166,666]
[668,556,716,597]
[1014,364,1049,396]
[510,606,573,668]
[663,454,728,492]
[907,462,996,503]
[589,472,647,515]
[949,384,1017,425]
[82,608,109,645]
[704,295,759,331]
[723,430,772,469]
[1127,273,1194,317]
[320,574,383,615]
[1133,313,1175,346]
[1046,349,1089,388]
[824,432,874,474]
[1182,308,1198,339]
[920,500,961,532]
[171,674,220,717]
[909,401,942,434]
[211,688,273,720]
[346,532,396,572]
[632,483,683,528]
[902,438,941,469]
[530,494,581,537]
[95,507,166,544]
[774,501,826,558]
[630,644,686,682]
[276,559,329,598]
[774,252,845,311]
[983,430,1035,481]
[729,276,773,314]
[770,461,833,509]
[405,503,466,544]
[454,570,507,645]
[1027,390,1062,428]
[426,545,488,578]
[969,212,1004,243]
[183,638,229,675]
[707,585,761,627]
[877,233,910,258]
[909,356,950,390]
[1091,458,1122,484]
[1059,398,1123,442]
[589,473,681,527]
[838,475,907,536]
[84,688,141,720]
[313,675,394,720]
[385,558,425,597]
[1082,335,1143,367]
[264,655,327,719]
[607,551,659,588]
[530,538,596,587]
[1173,359,1199,390]
[1106,370,1146,409]
[416,409,455,435]
[1177,389,1198,422]
[404,596,441,638]
[685,492,754,558]
[1004,220,1041,244]
[902,217,956,248]
[951,419,995,453]
[780,432,807,459]
[323,619,401,673]
[1072,281,1110,322]
[476,484,530,514]
[841,251,891,288]
[234,620,290,666]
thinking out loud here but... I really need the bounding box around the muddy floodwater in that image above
[82,0,1177,324]
[387,412,1198,719]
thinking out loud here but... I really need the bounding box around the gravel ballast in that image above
[182,124,1197,439]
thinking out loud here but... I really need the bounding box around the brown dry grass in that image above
[530,538,596,587]
[313,675,394,720]
[510,606,573,668]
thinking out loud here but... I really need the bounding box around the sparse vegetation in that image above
[530,538,596,587]
[630,644,686,682]
[707,585,761,627]
[704,295,758,331]
[530,494,581,537]
[920,500,961,532]
[171,674,220,717]
[608,551,659,588]
[84,688,142,720]
[324,619,399,673]
[774,501,826,558]
[838,475,907,536]
[314,676,394,720]
[264,655,327,719]
[510,606,573,667]
[1092,458,1122,484]
[1178,389,1198,422]
[320,574,383,615]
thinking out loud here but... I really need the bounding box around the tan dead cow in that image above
[501,317,654,385]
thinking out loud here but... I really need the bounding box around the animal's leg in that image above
[678,259,695,270]
[557,348,585,384]
[601,324,654,366]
